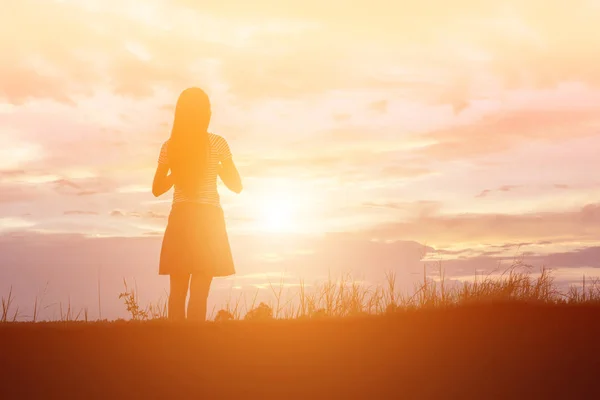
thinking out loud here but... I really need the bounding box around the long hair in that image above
[168,87,212,196]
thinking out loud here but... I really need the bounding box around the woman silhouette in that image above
[152,87,242,321]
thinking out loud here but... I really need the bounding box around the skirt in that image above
[159,202,235,277]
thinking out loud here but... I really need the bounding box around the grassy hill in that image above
[2,303,600,399]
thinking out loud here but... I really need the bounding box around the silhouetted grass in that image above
[211,259,600,322]
[119,278,167,321]
[1,287,18,323]
[4,259,600,323]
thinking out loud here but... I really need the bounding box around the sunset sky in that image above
[2,0,600,318]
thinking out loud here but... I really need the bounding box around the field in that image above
[3,264,600,399]
[2,303,600,399]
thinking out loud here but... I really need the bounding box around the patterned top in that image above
[158,133,232,207]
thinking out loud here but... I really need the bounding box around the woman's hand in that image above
[218,158,243,194]
[152,164,174,197]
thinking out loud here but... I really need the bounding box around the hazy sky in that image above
[2,0,600,318]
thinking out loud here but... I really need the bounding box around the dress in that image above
[157,133,236,277]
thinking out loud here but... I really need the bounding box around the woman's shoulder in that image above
[208,133,232,158]
[208,132,227,144]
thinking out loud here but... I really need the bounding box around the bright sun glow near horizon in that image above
[259,193,301,233]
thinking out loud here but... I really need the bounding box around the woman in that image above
[152,87,242,322]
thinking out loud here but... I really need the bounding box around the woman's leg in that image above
[187,274,213,322]
[169,273,190,321]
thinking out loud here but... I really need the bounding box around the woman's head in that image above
[173,87,211,132]
[168,87,212,196]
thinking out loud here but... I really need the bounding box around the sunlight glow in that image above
[0,104,15,114]
[0,135,43,169]
[259,194,299,233]
[20,174,61,184]
[0,217,35,231]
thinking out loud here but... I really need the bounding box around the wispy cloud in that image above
[110,210,167,220]
[476,185,520,198]
[417,110,600,161]
[64,210,99,216]
[362,203,600,246]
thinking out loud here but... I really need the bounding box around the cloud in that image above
[145,211,168,219]
[240,155,342,178]
[493,242,536,250]
[143,231,163,236]
[51,178,114,197]
[476,189,492,198]
[380,165,433,179]
[76,190,99,196]
[476,185,520,198]
[3,0,600,111]
[360,203,600,246]
[0,66,77,106]
[175,0,600,99]
[368,100,388,113]
[63,210,99,216]
[361,201,442,218]
[333,113,351,122]
[54,179,81,190]
[0,169,27,179]
[437,77,470,115]
[475,183,586,199]
[0,0,226,104]
[428,246,600,279]
[240,148,433,181]
[417,109,600,161]
[0,184,41,204]
[362,202,406,210]
[109,210,167,220]
[2,0,600,260]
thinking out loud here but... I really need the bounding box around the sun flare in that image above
[259,195,298,233]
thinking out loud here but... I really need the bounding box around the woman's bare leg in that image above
[169,273,190,321]
[187,274,213,322]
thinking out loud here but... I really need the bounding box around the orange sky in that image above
[2,0,600,318]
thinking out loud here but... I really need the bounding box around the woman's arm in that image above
[152,163,174,197]
[218,158,243,194]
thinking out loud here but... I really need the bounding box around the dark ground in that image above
[1,303,600,399]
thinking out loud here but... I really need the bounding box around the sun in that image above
[246,179,317,234]
[260,197,298,233]
[262,203,294,232]
[257,192,301,233]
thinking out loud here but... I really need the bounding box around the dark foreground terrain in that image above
[2,303,600,399]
